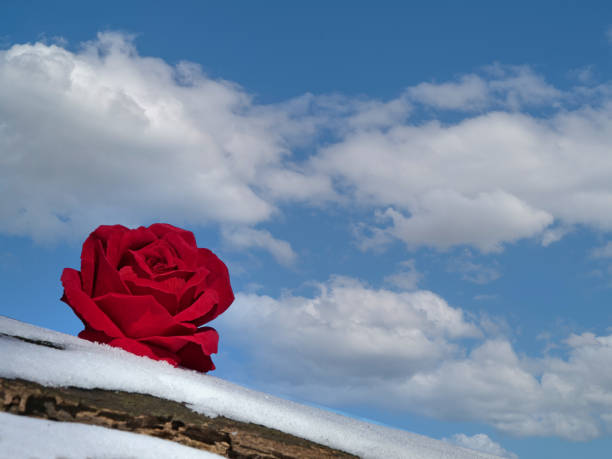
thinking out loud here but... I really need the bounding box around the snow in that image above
[0,316,501,459]
[0,411,222,459]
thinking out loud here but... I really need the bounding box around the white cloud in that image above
[486,65,562,110]
[540,225,572,247]
[217,276,612,441]
[0,33,334,242]
[568,65,595,84]
[218,276,480,384]
[376,191,552,253]
[0,35,261,239]
[407,65,560,111]
[384,259,423,290]
[407,74,490,111]
[313,96,612,251]
[221,226,297,266]
[590,241,612,258]
[446,251,501,284]
[443,433,518,459]
[4,33,612,255]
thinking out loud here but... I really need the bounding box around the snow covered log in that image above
[0,376,354,458]
[0,317,501,458]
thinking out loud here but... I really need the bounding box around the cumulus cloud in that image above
[443,433,518,459]
[221,226,297,266]
[4,33,612,255]
[407,65,560,111]
[383,259,423,290]
[314,94,612,250]
[0,33,334,242]
[407,74,490,111]
[218,276,480,385]
[373,191,552,253]
[217,277,612,441]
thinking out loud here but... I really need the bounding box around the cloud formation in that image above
[217,277,612,441]
[0,33,329,243]
[221,226,297,266]
[219,276,480,384]
[407,65,560,111]
[314,100,612,251]
[4,34,612,254]
[443,433,518,459]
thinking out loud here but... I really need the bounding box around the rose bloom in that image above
[61,223,234,372]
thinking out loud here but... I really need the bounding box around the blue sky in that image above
[3,2,612,457]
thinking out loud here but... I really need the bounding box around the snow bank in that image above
[0,316,500,458]
[0,411,221,458]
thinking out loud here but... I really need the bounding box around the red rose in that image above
[61,223,234,372]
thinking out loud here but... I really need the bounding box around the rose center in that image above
[146,256,176,274]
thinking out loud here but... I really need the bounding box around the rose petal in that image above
[90,225,129,245]
[78,327,113,344]
[141,327,218,354]
[108,338,180,366]
[114,227,157,268]
[136,239,172,263]
[82,225,148,294]
[148,223,197,247]
[61,268,124,338]
[174,289,219,324]
[198,248,234,318]
[92,239,130,297]
[121,262,194,316]
[177,342,215,372]
[153,269,194,282]
[126,249,154,278]
[94,293,195,338]
[163,232,199,268]
[177,269,208,308]
[123,276,180,314]
[80,235,97,297]
[98,226,129,268]
[89,225,131,266]
[191,326,219,355]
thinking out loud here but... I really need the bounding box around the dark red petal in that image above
[80,235,97,297]
[81,225,132,295]
[148,223,197,247]
[127,249,154,278]
[92,239,130,297]
[178,269,209,311]
[174,289,218,323]
[140,335,187,353]
[177,342,215,372]
[142,327,219,355]
[91,225,130,246]
[135,239,172,262]
[78,327,113,344]
[93,293,195,338]
[61,268,124,338]
[108,338,180,366]
[123,276,179,315]
[191,326,219,355]
[113,227,157,268]
[153,269,194,282]
[101,227,129,269]
[164,231,199,268]
[198,248,235,318]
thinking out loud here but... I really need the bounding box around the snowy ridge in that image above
[0,412,222,459]
[0,316,500,459]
